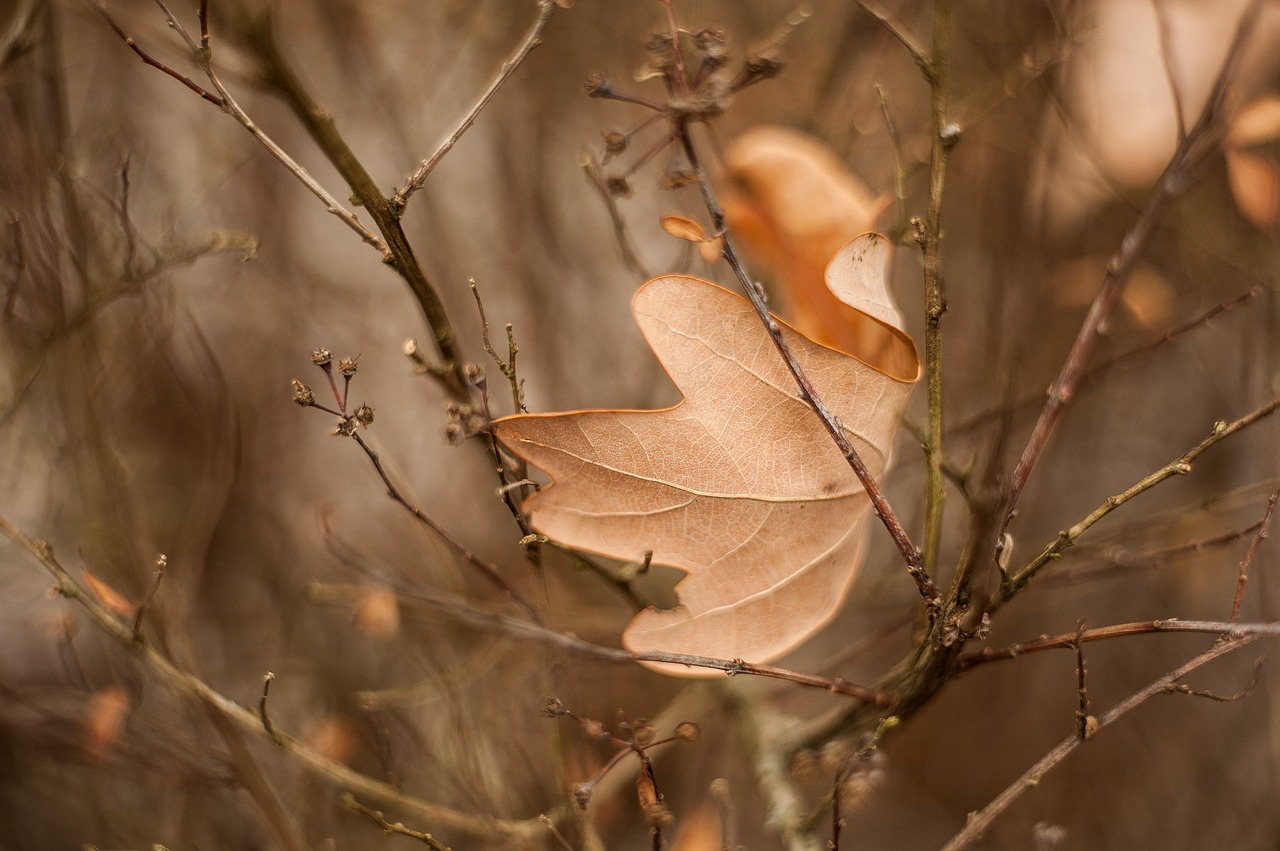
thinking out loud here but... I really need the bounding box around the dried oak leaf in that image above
[495,234,918,672]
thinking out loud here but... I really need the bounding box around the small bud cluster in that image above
[587,11,801,196]
[291,347,373,437]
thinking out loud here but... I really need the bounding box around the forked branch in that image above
[998,0,1265,543]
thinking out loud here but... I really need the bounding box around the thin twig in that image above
[998,0,1264,546]
[339,793,451,851]
[874,83,911,240]
[957,618,1280,670]
[949,284,1261,438]
[920,0,955,586]
[940,635,1259,851]
[130,553,167,638]
[1230,487,1280,624]
[227,9,474,399]
[854,1,928,71]
[993,395,1280,609]
[0,514,544,843]
[91,0,223,105]
[580,153,652,278]
[93,1,389,258]
[679,129,940,612]
[259,672,281,745]
[349,431,539,622]
[1151,0,1187,143]
[393,1,558,212]
[308,581,894,705]
[1071,621,1094,740]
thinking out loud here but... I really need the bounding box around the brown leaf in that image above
[495,235,918,671]
[720,125,894,365]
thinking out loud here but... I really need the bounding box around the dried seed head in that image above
[744,51,783,80]
[674,721,700,742]
[354,403,374,429]
[311,348,333,366]
[662,154,696,189]
[631,718,656,747]
[542,697,566,718]
[695,28,729,62]
[644,31,674,59]
[584,71,613,98]
[338,355,359,377]
[584,719,607,740]
[291,379,315,406]
[606,175,635,197]
[572,781,595,810]
[602,130,629,163]
[333,417,358,437]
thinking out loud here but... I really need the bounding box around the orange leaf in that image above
[353,585,401,639]
[720,125,892,363]
[83,685,130,761]
[1226,97,1280,236]
[495,234,918,672]
[660,214,710,244]
[81,569,136,619]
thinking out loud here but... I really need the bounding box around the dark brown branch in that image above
[231,13,472,400]
[957,618,1280,670]
[1072,621,1095,740]
[679,129,940,613]
[1230,488,1279,623]
[998,0,1264,541]
[92,1,224,105]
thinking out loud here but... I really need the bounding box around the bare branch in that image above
[393,1,559,212]
[855,1,928,71]
[339,793,451,851]
[941,636,1259,851]
[998,0,1266,543]
[959,618,1280,670]
[994,395,1280,608]
[1230,487,1279,623]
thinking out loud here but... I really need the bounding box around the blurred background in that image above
[3,0,1280,848]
